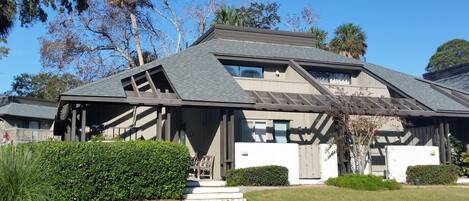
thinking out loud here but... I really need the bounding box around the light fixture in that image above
[275,70,280,77]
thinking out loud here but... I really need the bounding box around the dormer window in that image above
[224,65,264,78]
[310,71,351,85]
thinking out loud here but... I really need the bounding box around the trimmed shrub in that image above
[21,140,191,200]
[326,175,401,191]
[406,164,459,185]
[226,165,289,186]
[0,145,51,201]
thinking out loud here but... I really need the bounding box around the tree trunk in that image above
[130,11,144,66]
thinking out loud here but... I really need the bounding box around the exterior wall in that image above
[181,108,222,180]
[235,142,300,184]
[326,71,391,97]
[234,65,321,94]
[0,116,54,143]
[236,110,334,144]
[386,146,440,183]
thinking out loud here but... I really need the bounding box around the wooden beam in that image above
[121,68,162,87]
[365,97,384,109]
[228,110,235,170]
[145,71,159,97]
[156,106,162,140]
[80,106,86,142]
[71,106,77,141]
[251,91,263,103]
[298,94,313,105]
[283,93,298,105]
[220,110,227,177]
[445,121,451,163]
[165,107,171,141]
[267,91,281,104]
[289,60,335,96]
[439,120,446,164]
[130,76,141,97]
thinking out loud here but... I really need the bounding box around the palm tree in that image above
[329,23,367,59]
[213,7,243,26]
[310,26,328,49]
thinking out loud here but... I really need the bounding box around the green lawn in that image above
[244,185,469,201]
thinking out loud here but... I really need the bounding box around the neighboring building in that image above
[423,62,469,92]
[0,96,57,144]
[55,25,469,182]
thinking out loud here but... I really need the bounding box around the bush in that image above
[406,164,459,185]
[0,145,51,201]
[460,151,469,176]
[21,140,191,200]
[226,165,289,186]
[326,175,401,191]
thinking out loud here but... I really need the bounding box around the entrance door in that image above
[298,144,321,178]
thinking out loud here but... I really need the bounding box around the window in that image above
[273,121,289,143]
[224,65,264,78]
[309,71,351,85]
[241,120,267,142]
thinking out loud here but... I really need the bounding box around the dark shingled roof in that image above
[0,103,56,120]
[433,72,469,92]
[63,39,361,104]
[63,38,469,112]
[364,63,468,111]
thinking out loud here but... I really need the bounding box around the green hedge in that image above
[226,165,289,186]
[21,141,191,201]
[406,164,459,185]
[326,175,401,191]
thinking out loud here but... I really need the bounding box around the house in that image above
[54,25,469,183]
[0,96,57,144]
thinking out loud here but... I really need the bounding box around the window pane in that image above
[240,66,263,78]
[310,71,329,83]
[224,65,239,76]
[330,73,351,85]
[274,121,288,143]
[254,122,267,142]
[241,121,254,142]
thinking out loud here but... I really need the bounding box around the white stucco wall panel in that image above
[386,145,439,183]
[319,144,338,180]
[235,142,300,184]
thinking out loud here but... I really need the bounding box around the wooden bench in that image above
[190,155,215,180]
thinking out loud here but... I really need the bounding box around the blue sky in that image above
[0,0,468,92]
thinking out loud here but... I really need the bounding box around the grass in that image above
[244,185,469,201]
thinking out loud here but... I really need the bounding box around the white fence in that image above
[1,128,56,144]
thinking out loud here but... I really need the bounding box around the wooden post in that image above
[156,106,162,140]
[439,120,446,164]
[80,105,87,142]
[228,110,235,170]
[71,105,77,141]
[445,121,451,163]
[220,110,227,177]
[165,107,171,141]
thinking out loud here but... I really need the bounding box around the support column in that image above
[439,120,446,164]
[165,107,171,141]
[156,106,162,140]
[227,110,235,170]
[220,110,227,178]
[71,104,77,141]
[445,121,451,163]
[80,105,87,142]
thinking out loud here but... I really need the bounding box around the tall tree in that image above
[213,6,243,26]
[187,0,219,37]
[329,23,367,59]
[285,6,317,32]
[213,2,280,30]
[426,39,469,72]
[0,0,89,58]
[310,26,328,49]
[11,72,82,100]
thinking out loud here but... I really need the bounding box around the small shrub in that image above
[326,174,401,191]
[21,140,191,200]
[406,164,459,185]
[460,151,469,176]
[226,165,289,186]
[0,145,51,201]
